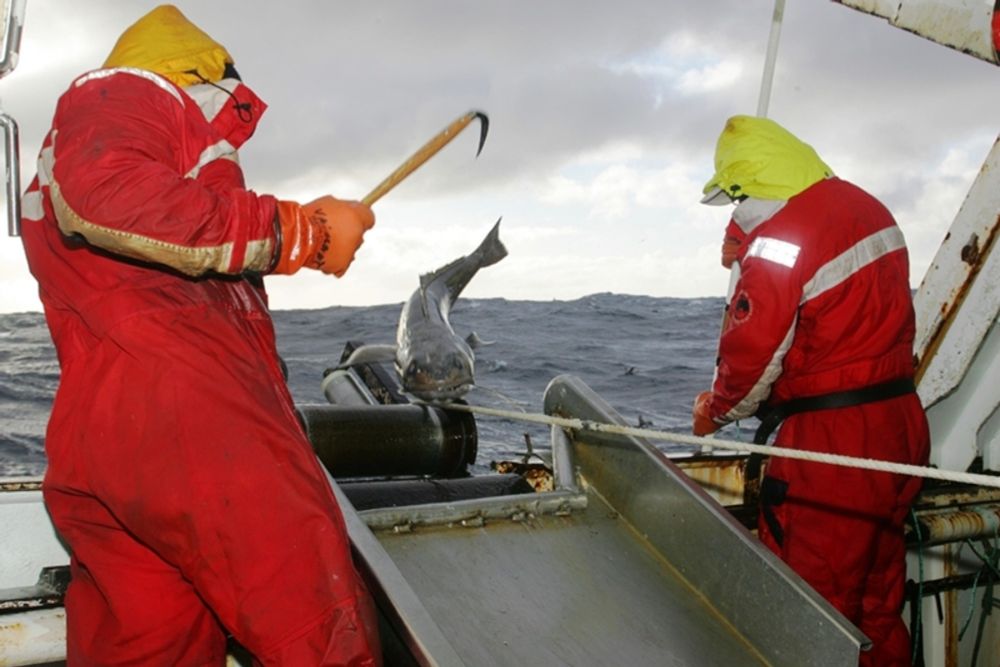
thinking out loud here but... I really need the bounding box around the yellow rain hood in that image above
[703,115,834,202]
[103,5,232,87]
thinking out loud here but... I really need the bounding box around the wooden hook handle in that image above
[361,110,488,207]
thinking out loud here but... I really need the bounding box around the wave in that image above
[1,294,725,477]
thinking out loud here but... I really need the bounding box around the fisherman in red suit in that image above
[693,115,930,667]
[20,5,380,664]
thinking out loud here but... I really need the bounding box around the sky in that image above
[0,1,997,313]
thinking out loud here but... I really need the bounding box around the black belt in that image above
[752,377,917,445]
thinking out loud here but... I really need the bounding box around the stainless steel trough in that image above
[338,374,868,666]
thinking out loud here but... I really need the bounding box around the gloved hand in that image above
[692,390,720,436]
[721,220,746,269]
[272,196,375,276]
[721,236,741,269]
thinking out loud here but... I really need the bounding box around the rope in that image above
[447,403,1000,490]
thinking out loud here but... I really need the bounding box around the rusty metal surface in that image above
[914,139,1000,398]
[910,136,1000,476]
[674,454,747,506]
[491,460,555,493]
[0,609,66,666]
[916,210,1000,392]
[0,479,42,493]
[914,483,1000,510]
[833,0,998,65]
[911,503,1000,546]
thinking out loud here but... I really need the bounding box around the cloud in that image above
[1,0,998,314]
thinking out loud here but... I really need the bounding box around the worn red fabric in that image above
[720,219,746,269]
[706,178,929,665]
[757,396,927,666]
[21,69,380,665]
[709,179,918,417]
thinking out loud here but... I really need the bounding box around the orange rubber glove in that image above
[272,196,375,276]
[692,390,720,436]
[721,220,746,269]
[721,236,741,269]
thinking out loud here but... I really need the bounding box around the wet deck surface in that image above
[376,492,765,667]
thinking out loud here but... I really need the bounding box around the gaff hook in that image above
[362,110,489,207]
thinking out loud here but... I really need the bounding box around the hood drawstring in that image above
[187,69,253,123]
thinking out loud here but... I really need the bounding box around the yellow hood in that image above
[103,5,232,88]
[702,115,834,202]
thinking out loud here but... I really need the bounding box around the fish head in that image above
[397,338,476,402]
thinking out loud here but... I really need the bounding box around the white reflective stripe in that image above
[185,140,238,179]
[722,320,798,423]
[802,226,905,304]
[181,81,241,178]
[24,138,54,222]
[185,79,240,123]
[36,143,54,187]
[74,67,184,106]
[746,236,800,268]
[49,175,237,277]
[21,190,44,221]
[244,238,274,273]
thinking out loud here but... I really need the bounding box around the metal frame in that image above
[0,0,24,237]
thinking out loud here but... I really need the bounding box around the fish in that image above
[464,332,495,349]
[342,219,507,402]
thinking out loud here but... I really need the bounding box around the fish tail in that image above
[475,217,508,268]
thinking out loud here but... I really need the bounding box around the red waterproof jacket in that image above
[709,177,917,424]
[22,68,277,341]
[20,68,379,664]
[707,178,929,522]
[702,116,928,665]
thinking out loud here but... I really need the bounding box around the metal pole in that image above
[1,112,20,236]
[1,0,26,237]
[756,0,786,118]
[720,0,787,347]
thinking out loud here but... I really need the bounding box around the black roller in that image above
[340,474,535,511]
[297,404,477,479]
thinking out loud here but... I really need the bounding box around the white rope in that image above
[448,403,1000,490]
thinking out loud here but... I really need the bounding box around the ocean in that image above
[0,293,727,478]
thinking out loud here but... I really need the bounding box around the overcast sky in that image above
[0,1,997,313]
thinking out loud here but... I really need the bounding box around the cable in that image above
[910,508,924,666]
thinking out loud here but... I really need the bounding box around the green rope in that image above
[957,554,983,641]
[958,528,1000,646]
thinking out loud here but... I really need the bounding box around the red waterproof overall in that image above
[707,178,930,666]
[20,68,379,665]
